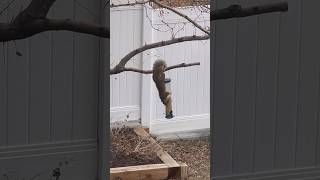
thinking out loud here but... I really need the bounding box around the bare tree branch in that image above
[211,1,288,21]
[110,34,209,74]
[13,0,57,23]
[111,62,200,74]
[0,18,110,42]
[165,62,200,71]
[0,0,288,43]
[110,1,149,8]
[150,0,209,35]
[0,0,110,42]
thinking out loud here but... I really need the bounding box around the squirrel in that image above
[152,59,173,119]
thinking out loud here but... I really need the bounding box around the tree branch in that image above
[0,0,288,52]
[211,1,288,21]
[110,34,209,74]
[110,62,200,74]
[110,1,149,8]
[150,0,210,35]
[0,0,110,42]
[0,18,110,42]
[13,0,57,24]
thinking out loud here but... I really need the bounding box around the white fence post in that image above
[141,5,154,128]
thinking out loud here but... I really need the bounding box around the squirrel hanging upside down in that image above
[152,59,173,119]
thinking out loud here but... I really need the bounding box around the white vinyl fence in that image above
[110,4,210,135]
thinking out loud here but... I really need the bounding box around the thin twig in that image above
[150,0,210,35]
[144,5,171,33]
[133,138,144,152]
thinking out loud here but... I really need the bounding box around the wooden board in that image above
[111,164,170,180]
[133,127,179,167]
[179,163,188,180]
[110,163,188,180]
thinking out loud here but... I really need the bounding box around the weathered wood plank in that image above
[133,127,179,167]
[110,164,177,180]
[179,163,188,180]
[110,163,188,180]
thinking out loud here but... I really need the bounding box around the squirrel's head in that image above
[153,59,167,71]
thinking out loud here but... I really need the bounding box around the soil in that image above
[110,127,162,168]
[159,138,210,180]
[110,127,210,180]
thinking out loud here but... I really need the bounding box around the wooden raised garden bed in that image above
[110,127,188,180]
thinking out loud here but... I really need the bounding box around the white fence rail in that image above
[110,5,210,135]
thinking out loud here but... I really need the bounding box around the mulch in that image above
[159,138,210,180]
[110,127,162,168]
[110,127,210,180]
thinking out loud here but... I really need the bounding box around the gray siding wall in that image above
[0,0,101,179]
[212,0,320,179]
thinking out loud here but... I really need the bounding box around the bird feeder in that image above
[164,78,173,119]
